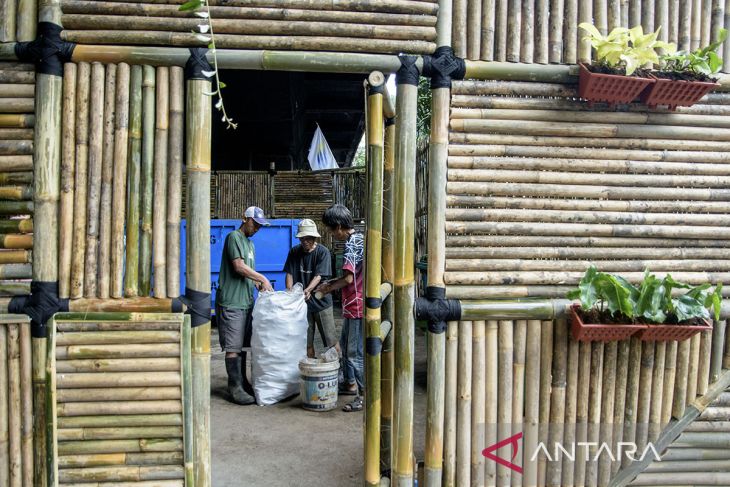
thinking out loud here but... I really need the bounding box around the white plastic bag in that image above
[251,283,308,405]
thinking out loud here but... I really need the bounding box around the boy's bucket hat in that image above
[296,219,321,238]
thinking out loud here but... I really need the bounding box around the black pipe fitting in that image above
[9,281,69,338]
[15,22,75,77]
[422,46,466,89]
[415,286,462,334]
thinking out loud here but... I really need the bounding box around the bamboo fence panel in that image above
[0,64,33,299]
[0,0,37,41]
[445,81,730,299]
[47,314,192,486]
[59,62,182,300]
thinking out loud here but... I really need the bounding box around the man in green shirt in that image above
[216,206,273,405]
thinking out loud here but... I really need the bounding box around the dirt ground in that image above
[210,313,428,486]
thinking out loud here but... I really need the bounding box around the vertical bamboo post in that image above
[521,0,535,63]
[453,0,468,57]
[425,74,450,487]
[167,66,183,298]
[535,0,549,63]
[497,320,512,487]
[380,111,395,474]
[724,0,730,72]
[437,0,453,47]
[139,65,155,296]
[546,319,567,487]
[481,0,496,60]
[507,0,522,62]
[468,0,482,60]
[657,0,669,44]
[669,0,679,43]
[16,0,36,41]
[661,341,678,426]
[472,321,486,487]
[495,0,508,61]
[444,321,459,487]
[537,320,552,486]
[598,341,617,487]
[679,0,692,51]
[523,320,541,487]
[608,0,621,30]
[182,315,193,485]
[574,340,591,485]
[578,0,593,63]
[97,63,116,299]
[611,340,630,477]
[691,0,701,50]
[70,62,90,299]
[548,0,564,63]
[648,341,666,443]
[511,320,526,486]
[686,333,701,405]
[152,68,169,299]
[364,72,384,487]
[32,2,63,482]
[19,323,31,486]
[564,0,578,64]
[0,325,7,487]
[0,0,17,41]
[187,73,212,487]
[710,320,726,383]
[621,338,641,469]
[641,0,655,36]
[59,63,76,299]
[711,1,725,67]
[697,329,712,396]
[392,64,418,487]
[8,324,20,487]
[124,65,142,297]
[636,342,654,453]
[457,321,473,486]
[701,0,712,47]
[595,0,608,34]
[585,342,604,487]
[629,0,641,30]
[110,63,130,298]
[484,320,498,487]
[84,62,104,298]
[672,339,691,419]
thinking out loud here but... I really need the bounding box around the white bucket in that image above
[298,358,339,411]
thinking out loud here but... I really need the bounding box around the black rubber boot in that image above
[240,350,254,396]
[225,356,255,405]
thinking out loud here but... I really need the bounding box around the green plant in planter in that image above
[579,23,676,75]
[567,266,722,323]
[661,28,728,78]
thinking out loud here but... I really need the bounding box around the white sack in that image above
[251,283,308,405]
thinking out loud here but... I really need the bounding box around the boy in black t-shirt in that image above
[284,219,340,359]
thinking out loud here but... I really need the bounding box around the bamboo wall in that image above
[444,79,730,300]
[0,62,33,301]
[58,0,438,55]
[48,313,192,486]
[450,0,730,73]
[58,62,185,301]
[0,0,37,43]
[0,316,33,487]
[441,318,729,487]
[632,386,730,485]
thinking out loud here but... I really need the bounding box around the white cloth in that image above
[251,283,308,405]
[307,125,339,170]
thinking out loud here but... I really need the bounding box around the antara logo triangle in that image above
[482,432,523,474]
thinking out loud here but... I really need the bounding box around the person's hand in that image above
[260,278,274,292]
[303,289,312,301]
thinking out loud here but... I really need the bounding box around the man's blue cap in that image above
[244,206,270,226]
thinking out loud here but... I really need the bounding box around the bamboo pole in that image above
[138,65,155,297]
[710,321,726,383]
[0,235,31,249]
[484,320,497,486]
[495,0,508,61]
[125,64,142,297]
[578,0,592,63]
[641,0,654,36]
[546,319,567,487]
[84,62,105,298]
[496,320,512,487]
[701,0,712,47]
[585,342,604,487]
[444,322,458,487]
[691,0,701,50]
[669,0,679,45]
[16,0,36,41]
[611,339,630,477]
[457,321,472,487]
[453,0,467,57]
[648,342,666,443]
[57,386,181,401]
[58,64,76,299]
[467,0,482,60]
[510,320,525,486]
[595,0,607,35]
[392,71,417,487]
[711,1,725,57]
[111,63,130,298]
[186,75,213,487]
[471,320,486,487]
[687,333,701,404]
[537,320,552,486]
[524,320,540,487]
[57,414,182,429]
[548,0,564,63]
[0,0,17,43]
[535,0,549,63]
[679,0,692,51]
[724,0,730,73]
[506,0,521,62]
[98,63,116,299]
[661,341,678,426]
[0,156,32,172]
[166,67,183,298]
[563,0,577,64]
[481,0,495,60]
[608,0,620,30]
[597,341,617,487]
[697,329,712,395]
[0,115,34,128]
[8,324,20,487]
[424,81,449,487]
[70,62,90,299]
[0,325,7,487]
[629,0,640,27]
[636,342,654,452]
[57,438,183,455]
[521,0,535,63]
[574,340,591,485]
[673,339,691,418]
[363,74,384,487]
[153,67,169,298]
[182,315,193,486]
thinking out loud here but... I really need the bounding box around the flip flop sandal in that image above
[338,384,358,396]
[343,396,363,412]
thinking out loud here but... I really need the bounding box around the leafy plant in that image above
[567,266,722,323]
[661,28,728,76]
[579,23,676,75]
[179,0,237,129]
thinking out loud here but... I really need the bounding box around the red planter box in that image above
[578,63,655,105]
[640,75,719,110]
[637,319,713,341]
[569,304,647,342]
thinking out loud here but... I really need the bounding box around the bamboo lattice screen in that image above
[0,0,36,43]
[444,79,730,300]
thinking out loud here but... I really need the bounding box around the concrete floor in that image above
[210,316,427,487]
